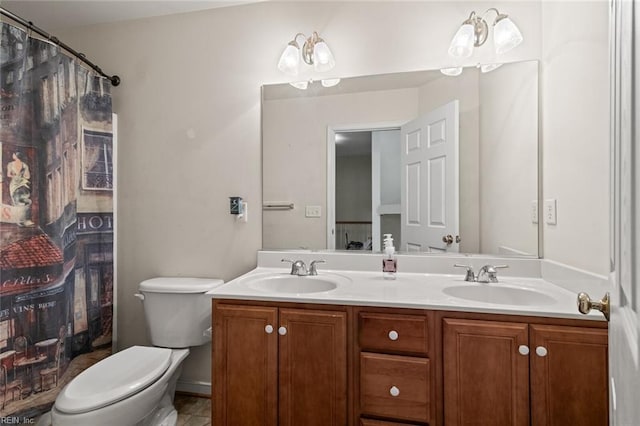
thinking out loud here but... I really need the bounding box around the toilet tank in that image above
[138,277,223,348]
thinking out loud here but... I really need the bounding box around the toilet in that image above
[45,277,223,426]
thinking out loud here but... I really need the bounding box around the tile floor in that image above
[174,394,211,426]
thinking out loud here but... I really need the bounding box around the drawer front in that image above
[361,418,422,426]
[359,312,429,355]
[360,352,430,423]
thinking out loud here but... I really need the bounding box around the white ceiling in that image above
[1,1,261,31]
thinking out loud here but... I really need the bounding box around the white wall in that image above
[479,60,539,256]
[541,1,610,275]
[56,1,542,388]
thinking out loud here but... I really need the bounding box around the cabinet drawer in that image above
[359,312,429,355]
[361,418,421,426]
[360,352,430,423]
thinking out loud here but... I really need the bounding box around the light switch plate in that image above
[305,205,322,218]
[531,200,538,224]
[544,199,557,225]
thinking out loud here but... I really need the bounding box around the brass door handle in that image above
[577,292,610,321]
[442,235,454,245]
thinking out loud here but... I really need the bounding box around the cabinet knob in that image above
[278,326,287,336]
[536,346,548,357]
[518,345,530,355]
[388,330,399,341]
[389,386,400,397]
[265,324,274,334]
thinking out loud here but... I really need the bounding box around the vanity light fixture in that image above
[278,31,336,76]
[448,8,523,58]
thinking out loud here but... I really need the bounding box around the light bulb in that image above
[480,63,503,73]
[321,78,340,88]
[448,23,475,58]
[277,42,300,76]
[494,17,523,54]
[289,81,308,90]
[312,40,335,72]
[440,67,463,76]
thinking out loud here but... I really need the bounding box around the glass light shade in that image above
[289,81,308,90]
[480,63,503,73]
[440,67,463,76]
[312,41,335,72]
[277,44,300,76]
[493,17,523,54]
[321,78,341,88]
[448,24,475,58]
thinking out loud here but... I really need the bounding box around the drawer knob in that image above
[536,346,548,357]
[278,326,287,336]
[518,345,530,355]
[265,324,274,334]
[388,330,399,341]
[389,386,400,397]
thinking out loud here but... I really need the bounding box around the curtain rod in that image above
[1,7,121,86]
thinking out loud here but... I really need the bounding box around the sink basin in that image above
[443,284,556,306]
[247,274,343,294]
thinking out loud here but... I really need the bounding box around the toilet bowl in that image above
[45,277,223,426]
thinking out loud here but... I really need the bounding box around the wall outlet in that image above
[531,200,538,224]
[544,199,557,225]
[305,205,322,218]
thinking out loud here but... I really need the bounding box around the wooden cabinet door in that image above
[278,308,348,426]
[530,325,608,426]
[213,304,278,426]
[443,318,530,426]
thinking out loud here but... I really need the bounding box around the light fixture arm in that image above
[287,32,323,66]
[462,8,512,48]
[302,32,322,66]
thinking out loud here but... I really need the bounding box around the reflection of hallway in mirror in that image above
[335,131,372,250]
[334,130,402,252]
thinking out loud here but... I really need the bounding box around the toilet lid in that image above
[139,277,224,293]
[56,346,172,414]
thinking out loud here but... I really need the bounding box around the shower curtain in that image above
[0,22,115,420]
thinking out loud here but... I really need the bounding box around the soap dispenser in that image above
[382,234,397,280]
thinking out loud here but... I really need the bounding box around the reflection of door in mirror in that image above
[401,100,459,253]
[332,100,460,254]
[262,60,538,256]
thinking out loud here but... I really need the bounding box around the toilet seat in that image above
[56,346,172,414]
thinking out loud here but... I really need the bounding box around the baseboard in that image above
[176,379,211,397]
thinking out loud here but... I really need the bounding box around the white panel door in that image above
[400,100,459,252]
[610,0,640,423]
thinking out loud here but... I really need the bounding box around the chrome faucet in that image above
[282,259,308,276]
[454,264,476,282]
[476,265,509,283]
[308,260,325,276]
[281,259,326,276]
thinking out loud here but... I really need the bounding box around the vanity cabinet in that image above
[213,301,348,426]
[356,309,434,425]
[443,318,608,426]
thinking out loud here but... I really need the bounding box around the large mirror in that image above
[262,60,539,256]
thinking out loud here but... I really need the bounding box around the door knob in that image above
[442,235,454,245]
[577,292,610,321]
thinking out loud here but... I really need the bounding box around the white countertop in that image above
[208,267,605,322]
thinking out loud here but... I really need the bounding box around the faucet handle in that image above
[477,264,509,283]
[453,264,476,282]
[309,260,326,276]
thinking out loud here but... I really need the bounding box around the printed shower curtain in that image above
[0,22,114,421]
